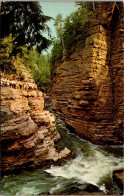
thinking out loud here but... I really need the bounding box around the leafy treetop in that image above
[50,2,94,65]
[0,1,52,55]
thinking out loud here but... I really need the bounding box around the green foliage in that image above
[63,8,91,50]
[50,38,63,67]
[54,14,65,52]
[75,1,95,11]
[50,2,93,65]
[0,35,17,74]
[0,35,12,64]
[54,14,64,40]
[63,3,93,49]
[1,35,51,90]
[0,2,52,55]
[19,48,51,90]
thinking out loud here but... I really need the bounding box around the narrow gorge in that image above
[52,2,123,145]
[1,2,124,196]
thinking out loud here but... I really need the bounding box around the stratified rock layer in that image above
[1,71,71,173]
[52,2,123,144]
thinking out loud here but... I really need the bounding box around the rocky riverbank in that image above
[1,63,71,174]
[58,184,114,195]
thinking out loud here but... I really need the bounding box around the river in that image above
[1,115,123,195]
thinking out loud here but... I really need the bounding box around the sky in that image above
[40,2,78,53]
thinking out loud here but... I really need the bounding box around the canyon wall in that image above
[1,63,70,174]
[52,2,123,144]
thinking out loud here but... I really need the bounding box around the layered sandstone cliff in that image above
[52,2,123,144]
[1,63,71,173]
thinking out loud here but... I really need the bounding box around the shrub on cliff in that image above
[1,35,51,90]
[63,7,92,50]
[50,2,93,65]
[0,35,17,74]
[19,48,51,91]
[50,38,63,66]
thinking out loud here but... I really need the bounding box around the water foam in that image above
[45,147,123,193]
[2,115,123,196]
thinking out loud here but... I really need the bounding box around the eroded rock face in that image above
[52,2,123,144]
[1,77,71,173]
[113,170,124,190]
[58,184,115,195]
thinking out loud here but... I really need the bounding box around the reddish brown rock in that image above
[113,170,124,190]
[58,184,114,195]
[1,67,71,174]
[51,2,123,145]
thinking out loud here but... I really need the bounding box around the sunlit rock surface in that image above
[52,2,123,144]
[1,67,71,173]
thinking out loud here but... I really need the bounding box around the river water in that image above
[1,116,124,195]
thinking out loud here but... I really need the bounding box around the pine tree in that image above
[0,2,52,55]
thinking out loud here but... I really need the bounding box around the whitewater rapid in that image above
[45,145,123,194]
[1,117,123,195]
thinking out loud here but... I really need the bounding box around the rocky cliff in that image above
[51,2,123,144]
[1,63,71,174]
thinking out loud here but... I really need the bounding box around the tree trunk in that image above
[92,2,95,11]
